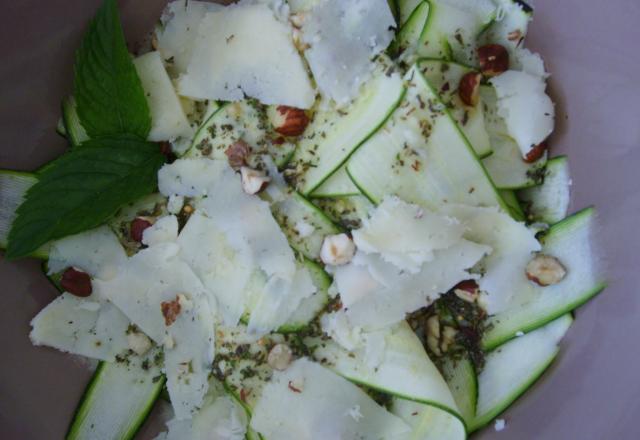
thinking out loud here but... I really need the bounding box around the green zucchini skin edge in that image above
[65,362,166,440]
[482,207,607,351]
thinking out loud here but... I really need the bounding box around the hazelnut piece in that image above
[458,72,482,107]
[60,267,92,297]
[526,254,567,286]
[320,234,356,266]
[268,106,309,137]
[478,44,510,77]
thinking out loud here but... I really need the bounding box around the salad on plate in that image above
[1,0,606,439]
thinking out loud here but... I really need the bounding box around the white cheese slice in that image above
[30,293,130,362]
[159,392,247,440]
[301,0,395,105]
[178,3,315,108]
[94,242,216,419]
[247,263,317,334]
[352,196,464,273]
[133,51,192,141]
[313,322,458,412]
[333,240,490,329]
[197,164,296,284]
[512,48,549,79]
[250,358,410,439]
[489,70,555,157]
[177,211,254,326]
[47,226,127,281]
[158,158,227,198]
[440,205,541,314]
[157,0,224,75]
[159,158,302,334]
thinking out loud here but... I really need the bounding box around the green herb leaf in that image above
[6,137,165,259]
[74,0,151,140]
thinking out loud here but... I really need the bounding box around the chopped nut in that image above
[478,44,510,77]
[240,167,271,195]
[267,343,293,371]
[523,141,548,163]
[426,315,441,339]
[525,254,567,286]
[290,12,306,28]
[225,140,251,170]
[161,296,182,326]
[292,28,310,52]
[60,267,93,297]
[458,72,482,107]
[320,234,356,266]
[427,334,441,356]
[268,106,310,137]
[453,280,479,303]
[130,217,153,243]
[440,326,458,353]
[127,331,152,356]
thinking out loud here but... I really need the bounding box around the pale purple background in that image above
[0,1,639,438]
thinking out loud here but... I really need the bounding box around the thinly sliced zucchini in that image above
[470,314,572,432]
[483,134,546,189]
[391,397,467,440]
[190,100,224,151]
[499,189,525,221]
[419,59,492,157]
[271,192,340,260]
[397,0,424,26]
[186,100,295,168]
[313,195,374,230]
[441,355,477,425]
[0,170,50,259]
[310,322,462,421]
[250,359,411,439]
[61,96,89,147]
[388,0,400,23]
[216,328,282,410]
[288,59,405,195]
[416,0,496,61]
[278,259,331,333]
[518,156,571,224]
[310,165,361,198]
[132,51,192,142]
[482,208,606,350]
[480,85,547,189]
[67,355,165,440]
[391,1,430,56]
[347,66,508,212]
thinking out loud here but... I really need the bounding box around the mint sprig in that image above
[74,0,151,139]
[6,137,165,259]
[5,0,164,259]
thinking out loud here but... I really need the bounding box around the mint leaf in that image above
[6,137,165,259]
[74,0,151,140]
